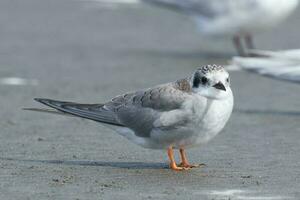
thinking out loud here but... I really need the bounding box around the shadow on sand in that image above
[0,157,167,169]
[234,108,300,117]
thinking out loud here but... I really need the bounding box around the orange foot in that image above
[178,148,206,169]
[169,162,189,171]
[168,147,190,171]
[178,162,206,169]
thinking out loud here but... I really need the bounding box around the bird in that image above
[27,65,233,171]
[141,0,299,56]
[231,49,300,83]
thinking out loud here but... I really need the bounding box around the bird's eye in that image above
[226,77,230,83]
[201,77,208,84]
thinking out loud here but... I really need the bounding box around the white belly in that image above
[115,95,233,150]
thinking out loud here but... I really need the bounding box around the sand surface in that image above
[0,0,300,199]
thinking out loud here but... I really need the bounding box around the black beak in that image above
[213,82,226,91]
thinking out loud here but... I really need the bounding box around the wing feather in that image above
[106,82,192,137]
[34,98,124,127]
[33,80,193,138]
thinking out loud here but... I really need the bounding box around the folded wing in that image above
[34,98,124,126]
[34,80,193,138]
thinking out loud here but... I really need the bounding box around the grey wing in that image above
[34,82,192,138]
[34,98,124,127]
[143,0,259,18]
[105,82,192,138]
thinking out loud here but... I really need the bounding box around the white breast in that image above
[147,90,233,149]
[114,90,234,150]
[195,93,234,145]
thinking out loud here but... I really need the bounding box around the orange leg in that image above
[178,148,204,168]
[167,146,187,171]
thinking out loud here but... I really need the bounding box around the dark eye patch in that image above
[192,73,201,88]
[226,77,230,83]
[201,77,208,85]
[193,73,208,88]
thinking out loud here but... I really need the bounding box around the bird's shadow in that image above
[234,108,300,117]
[0,157,167,169]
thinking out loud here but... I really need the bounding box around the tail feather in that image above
[23,108,75,117]
[33,98,124,127]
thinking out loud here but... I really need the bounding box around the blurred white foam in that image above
[201,189,291,200]
[209,189,244,196]
[0,77,38,86]
[236,196,290,200]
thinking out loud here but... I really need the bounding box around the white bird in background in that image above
[142,0,299,56]
[26,65,233,171]
[231,49,300,83]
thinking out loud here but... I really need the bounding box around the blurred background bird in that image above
[142,0,299,56]
[231,49,300,83]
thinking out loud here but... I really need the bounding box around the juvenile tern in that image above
[142,0,299,56]
[29,65,233,171]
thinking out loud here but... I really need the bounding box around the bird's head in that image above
[190,65,232,100]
